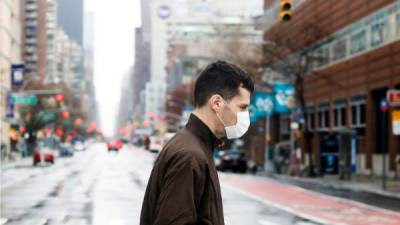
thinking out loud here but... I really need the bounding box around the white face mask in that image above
[216,101,250,139]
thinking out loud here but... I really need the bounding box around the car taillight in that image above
[223,156,231,161]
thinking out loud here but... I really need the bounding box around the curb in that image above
[264,173,400,200]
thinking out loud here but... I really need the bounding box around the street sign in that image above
[387,90,400,107]
[392,110,400,135]
[11,95,38,105]
[380,99,388,113]
[11,64,24,86]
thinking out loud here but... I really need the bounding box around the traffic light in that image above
[55,94,64,103]
[279,0,292,22]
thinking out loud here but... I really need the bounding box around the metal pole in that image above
[265,115,271,172]
[382,111,387,190]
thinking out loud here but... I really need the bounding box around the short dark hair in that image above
[194,61,254,108]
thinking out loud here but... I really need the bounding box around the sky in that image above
[85,0,141,137]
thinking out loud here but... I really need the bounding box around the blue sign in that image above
[274,82,295,113]
[11,64,24,86]
[6,92,14,118]
[250,92,274,123]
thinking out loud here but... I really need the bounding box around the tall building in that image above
[44,0,58,84]
[262,0,400,177]
[22,0,48,81]
[132,0,152,123]
[83,11,95,120]
[145,81,166,120]
[161,0,263,126]
[55,28,82,93]
[57,0,84,97]
[57,0,83,46]
[0,0,23,160]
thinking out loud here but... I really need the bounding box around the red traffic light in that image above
[55,128,64,137]
[19,125,26,133]
[74,118,84,126]
[62,111,70,119]
[55,94,64,103]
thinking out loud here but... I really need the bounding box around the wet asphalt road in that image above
[1,143,319,225]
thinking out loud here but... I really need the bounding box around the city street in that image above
[1,143,318,225]
[1,142,399,225]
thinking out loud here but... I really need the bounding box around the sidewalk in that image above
[258,171,400,200]
[1,155,33,170]
[222,174,400,225]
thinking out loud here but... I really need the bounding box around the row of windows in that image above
[306,96,366,131]
[307,2,400,71]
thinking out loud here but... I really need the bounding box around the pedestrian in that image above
[140,61,254,225]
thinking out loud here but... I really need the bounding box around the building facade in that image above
[0,0,23,160]
[263,0,400,177]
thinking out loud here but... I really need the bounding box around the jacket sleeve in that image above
[153,153,206,225]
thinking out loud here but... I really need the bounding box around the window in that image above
[280,115,290,135]
[350,30,366,54]
[350,95,366,127]
[371,11,388,47]
[307,110,315,131]
[318,103,330,130]
[314,46,330,68]
[332,37,347,61]
[333,100,347,127]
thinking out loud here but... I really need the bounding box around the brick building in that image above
[263,0,400,177]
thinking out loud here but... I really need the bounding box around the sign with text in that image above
[392,110,400,135]
[387,90,400,107]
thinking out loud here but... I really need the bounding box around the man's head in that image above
[193,61,254,139]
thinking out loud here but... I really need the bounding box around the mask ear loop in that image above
[216,111,227,127]
[216,98,227,127]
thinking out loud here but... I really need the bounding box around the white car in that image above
[74,141,86,151]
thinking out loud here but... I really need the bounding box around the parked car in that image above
[74,141,86,151]
[213,150,225,170]
[218,150,248,173]
[59,142,74,157]
[149,136,163,154]
[107,139,122,152]
[33,144,55,165]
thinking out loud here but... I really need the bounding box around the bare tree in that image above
[211,25,264,82]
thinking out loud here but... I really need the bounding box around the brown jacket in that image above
[140,114,225,225]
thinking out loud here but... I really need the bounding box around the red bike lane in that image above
[221,174,400,225]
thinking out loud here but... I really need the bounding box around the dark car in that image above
[218,151,248,173]
[59,142,74,157]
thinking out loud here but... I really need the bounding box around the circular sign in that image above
[380,99,389,113]
[158,5,171,19]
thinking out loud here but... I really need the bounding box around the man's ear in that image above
[208,94,222,112]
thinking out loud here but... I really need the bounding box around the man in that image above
[140,61,254,225]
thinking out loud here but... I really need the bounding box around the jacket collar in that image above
[185,113,220,151]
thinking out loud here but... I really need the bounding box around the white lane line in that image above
[258,220,280,225]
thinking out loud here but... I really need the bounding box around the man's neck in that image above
[192,109,219,138]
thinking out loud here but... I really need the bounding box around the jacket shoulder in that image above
[160,129,208,164]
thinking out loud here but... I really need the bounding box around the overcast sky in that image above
[85,0,141,137]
